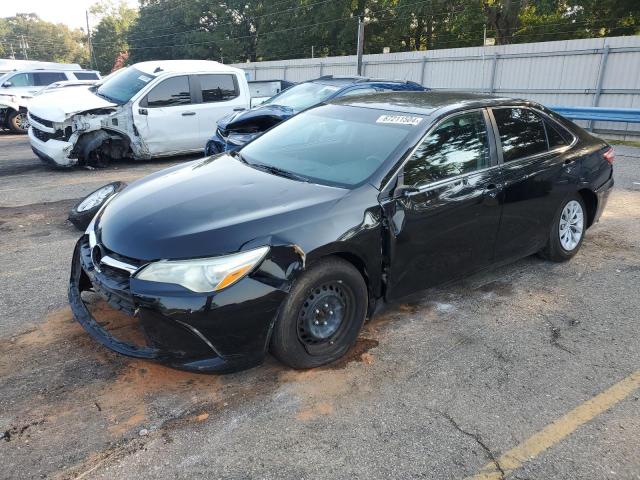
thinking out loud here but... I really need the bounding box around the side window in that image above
[145,76,191,107]
[404,111,490,187]
[34,72,67,86]
[545,120,570,149]
[73,71,100,80]
[198,74,239,102]
[6,73,35,87]
[340,87,378,97]
[493,108,547,162]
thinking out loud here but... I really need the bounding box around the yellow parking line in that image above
[468,370,640,480]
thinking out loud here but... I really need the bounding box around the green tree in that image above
[0,14,89,64]
[90,1,138,73]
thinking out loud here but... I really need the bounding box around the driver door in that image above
[133,75,200,155]
[382,109,504,300]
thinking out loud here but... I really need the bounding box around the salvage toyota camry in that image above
[70,92,614,373]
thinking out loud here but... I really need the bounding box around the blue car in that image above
[205,75,427,155]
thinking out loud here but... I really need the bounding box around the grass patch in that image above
[605,138,640,148]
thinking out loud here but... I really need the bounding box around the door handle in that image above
[563,158,576,166]
[233,108,245,111]
[182,111,196,116]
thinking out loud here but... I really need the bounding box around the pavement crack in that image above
[439,411,505,480]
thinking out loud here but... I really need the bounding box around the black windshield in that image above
[240,105,422,188]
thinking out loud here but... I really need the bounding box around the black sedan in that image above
[69,92,614,373]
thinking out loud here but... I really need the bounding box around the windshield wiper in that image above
[251,162,310,182]
[231,150,249,164]
[95,90,118,103]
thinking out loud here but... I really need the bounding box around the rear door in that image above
[489,106,577,262]
[383,109,503,300]
[191,73,247,145]
[134,75,199,155]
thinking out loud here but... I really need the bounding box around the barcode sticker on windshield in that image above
[376,115,423,126]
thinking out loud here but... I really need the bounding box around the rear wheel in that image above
[8,110,29,134]
[539,193,586,262]
[270,257,368,369]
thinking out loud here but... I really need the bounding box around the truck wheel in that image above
[270,257,368,369]
[8,110,29,134]
[68,182,127,231]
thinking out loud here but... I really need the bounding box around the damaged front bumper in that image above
[28,126,77,168]
[68,236,289,373]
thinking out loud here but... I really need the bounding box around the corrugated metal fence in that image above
[232,35,640,139]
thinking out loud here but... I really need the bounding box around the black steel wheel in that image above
[270,257,367,369]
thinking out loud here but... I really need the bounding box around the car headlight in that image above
[226,132,258,146]
[135,246,269,293]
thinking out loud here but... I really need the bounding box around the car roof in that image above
[328,91,531,116]
[132,60,243,76]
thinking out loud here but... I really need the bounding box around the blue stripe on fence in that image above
[550,106,640,123]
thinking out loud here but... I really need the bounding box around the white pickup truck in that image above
[27,60,250,168]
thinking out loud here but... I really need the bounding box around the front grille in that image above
[32,126,52,142]
[29,113,53,128]
[32,125,72,143]
[79,237,138,315]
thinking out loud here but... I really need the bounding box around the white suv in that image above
[28,60,250,168]
[0,69,101,133]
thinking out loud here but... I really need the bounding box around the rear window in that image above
[34,72,67,86]
[74,71,100,80]
[240,105,419,188]
[493,107,547,162]
[198,74,239,102]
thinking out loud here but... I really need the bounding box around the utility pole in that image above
[9,43,16,60]
[311,45,314,59]
[86,10,97,70]
[356,16,365,76]
[19,35,29,60]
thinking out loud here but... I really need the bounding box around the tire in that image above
[68,181,127,231]
[539,193,586,262]
[8,110,29,134]
[270,257,368,369]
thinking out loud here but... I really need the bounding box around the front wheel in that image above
[270,257,368,369]
[539,193,586,262]
[8,110,29,134]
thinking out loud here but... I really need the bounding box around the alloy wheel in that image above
[559,200,584,251]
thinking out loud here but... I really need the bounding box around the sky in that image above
[0,0,139,30]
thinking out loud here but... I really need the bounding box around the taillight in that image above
[603,146,615,164]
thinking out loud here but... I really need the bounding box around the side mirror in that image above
[393,185,419,199]
[2,81,12,88]
[138,108,148,116]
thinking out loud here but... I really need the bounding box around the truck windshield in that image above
[240,105,421,188]
[95,67,156,104]
[264,82,340,112]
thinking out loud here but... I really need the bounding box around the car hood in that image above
[97,154,348,261]
[28,87,117,123]
[218,103,294,132]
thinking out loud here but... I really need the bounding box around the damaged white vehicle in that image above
[27,60,250,168]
